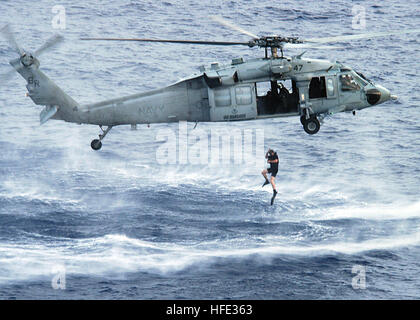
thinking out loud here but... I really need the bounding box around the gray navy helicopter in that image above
[2,18,416,150]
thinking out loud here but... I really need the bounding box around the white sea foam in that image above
[320,201,420,221]
[1,231,419,285]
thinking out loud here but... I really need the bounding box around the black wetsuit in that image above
[267,152,279,177]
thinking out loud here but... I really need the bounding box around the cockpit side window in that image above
[339,74,361,91]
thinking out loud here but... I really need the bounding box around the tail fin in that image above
[2,25,80,124]
[11,57,80,124]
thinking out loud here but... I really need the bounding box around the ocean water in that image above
[0,0,419,299]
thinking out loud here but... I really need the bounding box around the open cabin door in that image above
[208,84,257,121]
[256,80,299,116]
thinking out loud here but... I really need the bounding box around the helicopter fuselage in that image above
[68,55,393,126]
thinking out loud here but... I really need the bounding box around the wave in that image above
[1,231,419,285]
[318,201,420,221]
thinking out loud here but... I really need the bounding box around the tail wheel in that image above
[300,115,306,125]
[303,117,320,135]
[91,139,102,150]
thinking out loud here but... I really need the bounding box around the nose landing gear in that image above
[91,125,113,150]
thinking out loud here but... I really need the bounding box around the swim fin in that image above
[262,179,270,187]
[270,190,278,205]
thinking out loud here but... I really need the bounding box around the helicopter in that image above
[1,18,417,150]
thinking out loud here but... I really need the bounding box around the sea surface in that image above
[0,0,419,299]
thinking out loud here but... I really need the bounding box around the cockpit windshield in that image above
[354,71,373,85]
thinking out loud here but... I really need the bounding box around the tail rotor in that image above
[0,24,63,83]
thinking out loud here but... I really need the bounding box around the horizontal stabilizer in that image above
[40,105,58,125]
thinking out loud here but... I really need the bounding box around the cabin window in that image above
[235,86,252,105]
[327,78,334,96]
[214,88,231,107]
[309,77,327,99]
[339,74,361,91]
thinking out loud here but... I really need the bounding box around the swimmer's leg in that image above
[261,169,269,187]
[270,176,277,205]
[270,176,277,191]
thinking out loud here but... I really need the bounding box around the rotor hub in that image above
[250,36,304,48]
[20,52,35,67]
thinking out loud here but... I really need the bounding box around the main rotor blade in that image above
[34,34,64,56]
[0,58,23,84]
[210,16,258,39]
[0,69,16,83]
[80,37,251,46]
[283,43,342,50]
[305,29,420,44]
[0,24,24,56]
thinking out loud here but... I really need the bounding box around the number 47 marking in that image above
[294,64,303,71]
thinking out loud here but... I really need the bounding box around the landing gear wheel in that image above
[303,117,320,135]
[90,125,113,151]
[300,115,307,125]
[91,139,102,150]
